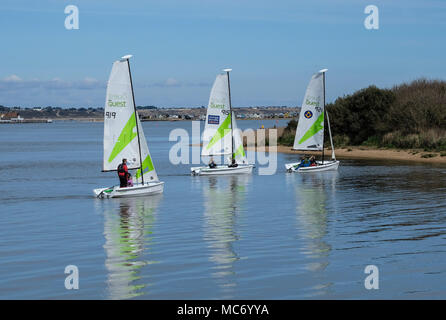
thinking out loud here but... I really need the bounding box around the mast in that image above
[321,70,326,165]
[125,55,145,185]
[224,68,234,160]
[326,110,336,160]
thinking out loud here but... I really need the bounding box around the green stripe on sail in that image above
[298,113,324,144]
[136,154,155,179]
[206,115,232,150]
[233,144,245,158]
[108,113,138,163]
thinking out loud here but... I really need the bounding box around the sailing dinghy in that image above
[93,55,164,198]
[285,69,340,172]
[191,69,254,176]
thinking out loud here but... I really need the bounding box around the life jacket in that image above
[117,163,127,177]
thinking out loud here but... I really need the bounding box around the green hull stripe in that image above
[136,154,155,179]
[298,113,324,144]
[206,115,232,150]
[108,113,137,163]
[233,144,245,158]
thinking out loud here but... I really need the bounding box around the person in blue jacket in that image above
[294,156,310,169]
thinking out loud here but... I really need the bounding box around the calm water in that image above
[0,120,445,299]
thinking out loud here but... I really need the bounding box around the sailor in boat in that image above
[228,158,238,168]
[117,158,128,188]
[127,173,134,187]
[208,157,217,169]
[309,155,317,167]
[294,155,310,169]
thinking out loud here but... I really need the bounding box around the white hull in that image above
[93,181,164,198]
[191,164,254,176]
[285,160,339,173]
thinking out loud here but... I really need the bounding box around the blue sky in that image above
[0,0,445,108]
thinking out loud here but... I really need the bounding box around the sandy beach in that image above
[247,145,446,164]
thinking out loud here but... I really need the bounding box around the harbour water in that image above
[0,120,445,299]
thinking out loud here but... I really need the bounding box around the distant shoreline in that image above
[6,117,287,122]
[248,145,446,164]
[0,106,298,122]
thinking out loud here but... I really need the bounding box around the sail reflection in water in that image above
[98,195,162,299]
[200,175,251,298]
[287,172,338,295]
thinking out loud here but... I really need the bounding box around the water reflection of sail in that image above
[202,175,250,297]
[102,195,162,299]
[289,172,337,272]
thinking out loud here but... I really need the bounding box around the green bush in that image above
[332,134,350,147]
[278,119,297,146]
[277,131,295,147]
[327,79,445,150]
[361,135,381,147]
[389,79,446,132]
[283,119,297,132]
[381,129,446,151]
[328,86,395,145]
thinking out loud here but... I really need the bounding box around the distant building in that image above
[1,112,24,121]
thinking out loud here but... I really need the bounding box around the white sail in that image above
[103,58,141,171]
[293,71,325,151]
[103,57,158,183]
[232,114,248,164]
[201,73,232,156]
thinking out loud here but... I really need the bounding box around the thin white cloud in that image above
[147,78,210,88]
[0,76,105,91]
[3,74,22,82]
[151,78,181,87]
[165,78,179,86]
